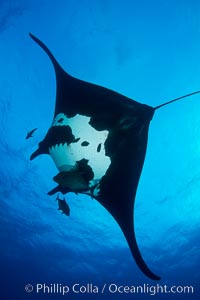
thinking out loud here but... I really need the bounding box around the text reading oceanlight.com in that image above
[24,283,194,296]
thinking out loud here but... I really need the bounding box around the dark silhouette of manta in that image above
[29,33,200,280]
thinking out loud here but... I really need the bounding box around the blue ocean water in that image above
[0,0,200,299]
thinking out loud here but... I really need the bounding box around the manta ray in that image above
[29,33,200,280]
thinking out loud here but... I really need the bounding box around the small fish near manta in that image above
[26,128,37,139]
[29,33,200,281]
[56,194,70,216]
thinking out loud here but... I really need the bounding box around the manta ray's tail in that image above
[154,91,200,110]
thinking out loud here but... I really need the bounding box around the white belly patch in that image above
[49,113,111,187]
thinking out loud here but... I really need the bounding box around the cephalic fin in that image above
[30,148,42,160]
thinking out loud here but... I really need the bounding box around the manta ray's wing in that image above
[29,34,159,280]
[94,118,160,280]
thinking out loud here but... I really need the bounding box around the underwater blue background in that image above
[0,0,200,299]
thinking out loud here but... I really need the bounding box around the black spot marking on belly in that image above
[81,141,90,146]
[73,137,81,143]
[97,143,101,152]
[58,117,64,123]
[41,125,75,148]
